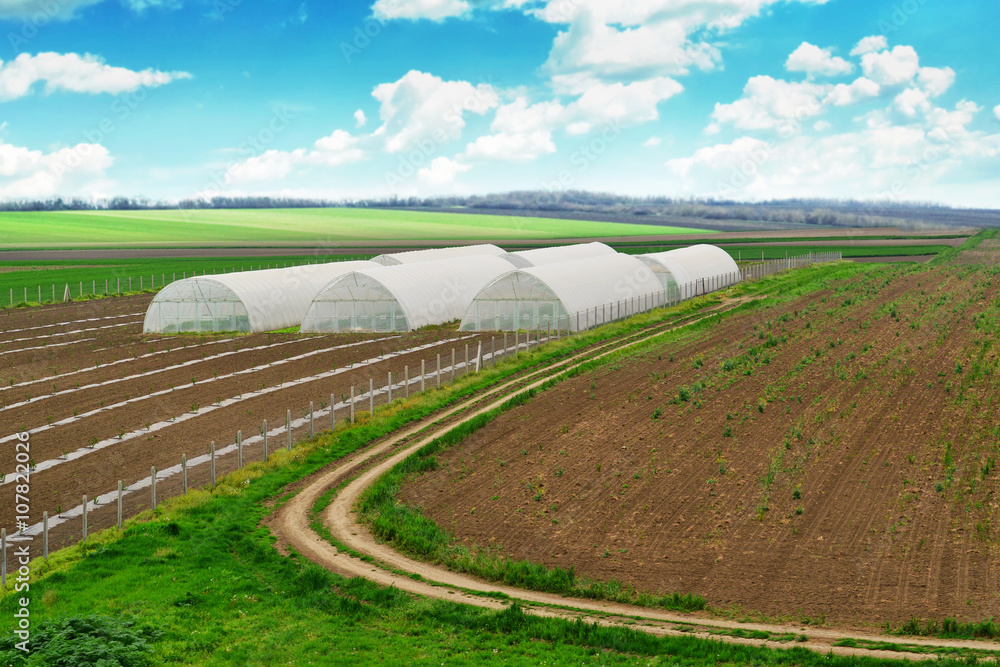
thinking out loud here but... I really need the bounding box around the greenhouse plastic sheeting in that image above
[638,245,740,299]
[504,242,617,268]
[301,255,518,332]
[460,254,664,332]
[371,244,507,266]
[142,261,378,333]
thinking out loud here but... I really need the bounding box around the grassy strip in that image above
[889,615,1000,641]
[834,636,1000,660]
[619,245,950,260]
[930,228,997,265]
[0,255,372,309]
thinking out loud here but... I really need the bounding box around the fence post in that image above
[286,410,292,449]
[405,366,410,397]
[465,345,469,375]
[514,331,519,357]
[369,379,374,414]
[82,495,88,542]
[117,481,123,528]
[309,402,315,438]
[451,349,456,380]
[238,430,244,469]
[43,511,48,559]
[503,333,508,361]
[211,441,216,485]
[263,419,269,462]
[436,354,441,389]
[350,387,355,423]
[388,372,393,402]
[151,466,157,509]
[476,342,483,372]
[330,396,335,431]
[1,529,5,587]
[182,454,187,494]
[421,360,425,392]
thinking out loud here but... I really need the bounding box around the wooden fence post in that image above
[286,410,292,450]
[117,481,123,528]
[211,441,216,485]
[82,495,88,542]
[369,379,374,414]
[43,512,48,559]
[436,354,441,389]
[309,402,314,438]
[151,466,157,509]
[421,360,425,392]
[237,430,243,469]
[263,420,269,462]
[350,387,355,423]
[182,454,188,494]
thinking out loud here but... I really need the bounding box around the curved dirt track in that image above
[271,306,1000,662]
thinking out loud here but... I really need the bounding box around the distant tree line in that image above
[1,191,995,230]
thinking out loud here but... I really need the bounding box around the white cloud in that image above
[567,76,683,127]
[0,138,113,199]
[418,156,470,185]
[917,66,955,98]
[464,98,562,161]
[643,136,662,147]
[0,52,191,101]
[995,104,1000,122]
[814,120,831,131]
[372,70,499,153]
[824,76,880,106]
[354,109,368,128]
[227,130,365,183]
[894,88,930,117]
[850,35,887,56]
[711,76,827,132]
[785,42,853,77]
[666,136,770,178]
[861,46,920,87]
[372,0,471,21]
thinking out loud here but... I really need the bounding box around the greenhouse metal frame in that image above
[371,243,507,266]
[301,255,518,333]
[142,261,377,333]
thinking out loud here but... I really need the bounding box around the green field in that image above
[0,209,706,249]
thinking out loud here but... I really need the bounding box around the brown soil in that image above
[400,264,1000,627]
[0,293,504,551]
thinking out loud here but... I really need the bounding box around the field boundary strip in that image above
[4,334,536,540]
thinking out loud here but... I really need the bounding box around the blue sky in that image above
[0,0,997,206]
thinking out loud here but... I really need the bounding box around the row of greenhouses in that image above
[143,242,789,334]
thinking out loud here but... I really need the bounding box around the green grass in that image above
[0,255,364,308]
[0,208,707,249]
[621,245,949,260]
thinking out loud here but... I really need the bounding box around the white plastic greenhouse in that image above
[636,245,741,299]
[142,261,377,333]
[459,254,665,332]
[504,242,617,268]
[371,244,507,266]
[301,255,518,333]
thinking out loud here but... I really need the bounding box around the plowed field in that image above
[0,295,504,552]
[400,262,1000,627]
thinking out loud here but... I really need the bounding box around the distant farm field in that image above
[0,208,707,249]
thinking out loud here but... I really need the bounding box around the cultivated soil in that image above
[400,261,1000,628]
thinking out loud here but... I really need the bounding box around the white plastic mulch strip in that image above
[6,335,538,544]
[1,320,141,345]
[0,311,144,336]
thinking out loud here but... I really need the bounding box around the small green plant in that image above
[652,408,662,420]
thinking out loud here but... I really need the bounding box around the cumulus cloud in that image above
[785,42,853,77]
[666,136,770,178]
[643,136,662,147]
[917,66,955,98]
[464,98,562,161]
[354,109,368,128]
[710,76,827,132]
[0,52,191,101]
[227,130,365,183]
[0,138,113,199]
[995,104,1000,122]
[861,45,920,87]
[418,156,470,185]
[372,70,499,153]
[850,35,887,56]
[893,88,930,117]
[824,76,880,106]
